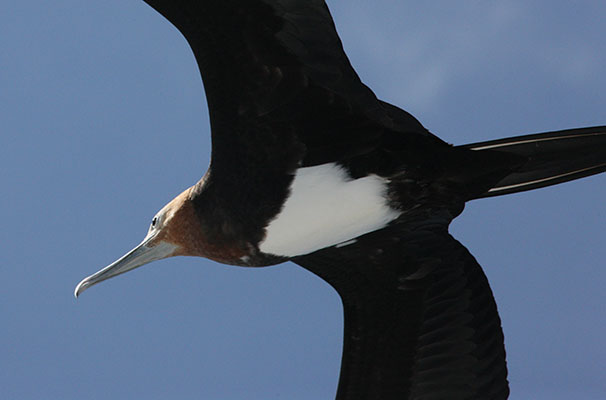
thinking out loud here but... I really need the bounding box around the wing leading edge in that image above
[141,0,437,171]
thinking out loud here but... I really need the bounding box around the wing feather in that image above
[295,216,509,399]
[141,0,434,171]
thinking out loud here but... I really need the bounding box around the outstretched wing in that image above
[294,216,509,400]
[141,0,434,171]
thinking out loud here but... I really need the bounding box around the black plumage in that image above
[75,1,606,398]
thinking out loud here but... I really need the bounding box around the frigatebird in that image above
[75,1,606,399]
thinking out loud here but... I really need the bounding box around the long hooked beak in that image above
[74,238,177,298]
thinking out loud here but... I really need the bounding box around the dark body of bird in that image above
[75,1,606,399]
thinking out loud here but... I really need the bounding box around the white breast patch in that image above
[259,163,400,257]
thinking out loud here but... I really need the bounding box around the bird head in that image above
[74,187,200,297]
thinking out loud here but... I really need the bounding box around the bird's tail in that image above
[458,126,606,199]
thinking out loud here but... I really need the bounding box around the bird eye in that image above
[151,217,158,228]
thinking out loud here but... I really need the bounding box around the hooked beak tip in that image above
[74,279,89,298]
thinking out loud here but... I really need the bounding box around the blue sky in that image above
[2,1,605,399]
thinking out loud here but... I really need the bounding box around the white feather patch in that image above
[259,163,400,257]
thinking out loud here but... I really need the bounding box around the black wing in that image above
[294,216,509,400]
[141,0,438,172]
